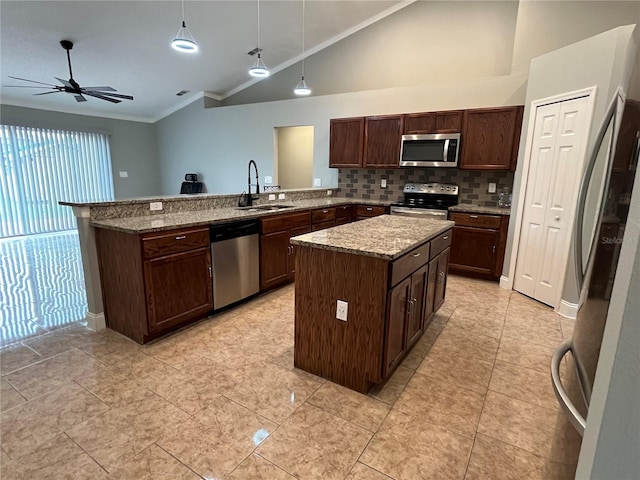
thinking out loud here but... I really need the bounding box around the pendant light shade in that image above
[294,0,311,96]
[171,0,198,53]
[249,0,269,77]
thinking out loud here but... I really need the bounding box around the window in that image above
[0,125,114,237]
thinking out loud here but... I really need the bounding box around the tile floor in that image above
[0,274,582,479]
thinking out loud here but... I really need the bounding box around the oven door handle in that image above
[391,207,447,216]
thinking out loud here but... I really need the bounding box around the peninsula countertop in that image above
[290,215,454,260]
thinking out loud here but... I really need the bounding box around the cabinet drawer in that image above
[430,229,452,259]
[390,242,430,287]
[312,220,335,232]
[261,211,311,234]
[142,227,209,259]
[449,212,502,229]
[336,205,353,219]
[312,207,336,224]
[356,205,387,218]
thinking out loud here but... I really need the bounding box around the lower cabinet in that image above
[433,248,450,312]
[355,205,389,221]
[96,225,213,344]
[336,205,354,225]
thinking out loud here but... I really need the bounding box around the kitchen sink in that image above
[236,204,296,211]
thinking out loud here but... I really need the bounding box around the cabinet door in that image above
[144,248,213,334]
[449,226,499,275]
[364,115,404,168]
[460,107,522,170]
[406,265,428,349]
[288,226,312,278]
[329,117,364,168]
[424,259,437,329]
[384,276,411,377]
[404,113,435,134]
[434,111,463,133]
[260,231,290,290]
[434,248,450,312]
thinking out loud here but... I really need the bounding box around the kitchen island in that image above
[291,215,454,393]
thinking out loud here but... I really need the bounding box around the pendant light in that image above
[171,0,198,53]
[294,0,311,96]
[249,0,269,77]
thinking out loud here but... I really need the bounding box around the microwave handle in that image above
[443,139,450,163]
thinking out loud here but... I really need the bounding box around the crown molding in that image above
[0,99,156,123]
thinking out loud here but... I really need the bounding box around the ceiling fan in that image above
[4,40,133,104]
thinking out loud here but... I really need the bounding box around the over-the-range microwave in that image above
[399,133,461,168]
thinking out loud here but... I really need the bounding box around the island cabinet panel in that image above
[433,247,450,312]
[288,225,312,277]
[405,265,428,350]
[363,115,404,168]
[384,277,411,376]
[329,117,365,168]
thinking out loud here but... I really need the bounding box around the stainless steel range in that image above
[390,183,459,219]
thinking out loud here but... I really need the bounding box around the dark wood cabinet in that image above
[384,276,411,376]
[355,204,389,221]
[96,225,213,344]
[406,265,428,349]
[311,207,336,232]
[404,111,463,134]
[335,205,353,225]
[363,115,404,168]
[433,248,450,312]
[459,106,524,170]
[329,117,364,168]
[260,211,311,290]
[448,212,509,280]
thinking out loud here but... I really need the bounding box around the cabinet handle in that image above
[442,235,449,240]
[412,252,421,258]
[208,266,212,278]
[322,210,329,213]
[175,235,186,240]
[407,298,413,314]
[492,245,496,254]
[469,215,479,219]
[366,207,373,211]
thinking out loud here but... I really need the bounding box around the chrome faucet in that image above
[247,160,260,207]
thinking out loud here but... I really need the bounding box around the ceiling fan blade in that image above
[8,76,58,87]
[75,95,87,103]
[82,91,121,104]
[83,90,133,101]
[82,86,116,92]
[55,77,73,88]
[3,85,55,88]
[33,91,61,96]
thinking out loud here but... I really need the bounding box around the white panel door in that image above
[514,96,590,306]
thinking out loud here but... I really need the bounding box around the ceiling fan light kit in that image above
[294,0,311,96]
[171,0,198,53]
[249,0,269,78]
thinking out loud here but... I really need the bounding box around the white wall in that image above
[156,74,527,195]
[276,126,314,190]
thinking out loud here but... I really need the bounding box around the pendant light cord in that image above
[301,0,305,76]
[181,0,185,22]
[257,0,261,51]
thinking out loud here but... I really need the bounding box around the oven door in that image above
[390,206,449,219]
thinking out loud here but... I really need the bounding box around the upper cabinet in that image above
[329,117,364,168]
[403,110,463,135]
[459,106,524,170]
[363,115,404,168]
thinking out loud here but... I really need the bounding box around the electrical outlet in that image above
[119,171,128,178]
[278,193,286,200]
[265,176,273,184]
[268,194,276,201]
[381,179,387,188]
[313,178,322,187]
[149,202,163,211]
[336,300,348,321]
[327,190,332,196]
[488,183,497,193]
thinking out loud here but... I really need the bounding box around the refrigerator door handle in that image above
[551,341,586,436]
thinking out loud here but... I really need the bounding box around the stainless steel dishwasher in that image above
[210,219,260,310]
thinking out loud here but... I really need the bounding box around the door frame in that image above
[504,86,597,312]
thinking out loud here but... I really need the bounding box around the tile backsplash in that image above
[337,169,514,206]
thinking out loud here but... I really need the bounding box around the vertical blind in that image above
[0,125,114,238]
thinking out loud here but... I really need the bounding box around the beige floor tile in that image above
[158,396,277,479]
[502,315,564,348]
[257,403,371,480]
[417,347,494,395]
[142,336,210,370]
[225,362,322,423]
[0,433,107,480]
[1,382,110,459]
[400,331,438,370]
[560,317,575,340]
[78,331,142,364]
[270,346,295,370]
[465,434,576,480]
[429,325,500,364]
[23,324,99,359]
[360,409,473,480]
[109,444,200,480]
[477,391,582,465]
[3,348,104,400]
[0,344,42,374]
[496,336,556,373]
[346,462,394,480]
[66,388,190,472]
[394,372,485,438]
[227,454,296,480]
[489,360,558,410]
[369,365,414,405]
[447,307,505,339]
[307,382,390,432]
[0,379,26,412]
[75,366,152,408]
[1,448,9,464]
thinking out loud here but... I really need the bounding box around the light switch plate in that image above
[268,194,276,201]
[327,190,332,196]
[336,300,348,321]
[149,202,163,211]
[313,178,322,187]
[488,183,497,193]
[381,179,387,188]
[265,176,273,184]
[119,171,128,178]
[278,193,286,200]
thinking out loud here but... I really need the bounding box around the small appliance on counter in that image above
[390,183,459,219]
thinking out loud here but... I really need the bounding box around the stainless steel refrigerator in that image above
[551,90,640,436]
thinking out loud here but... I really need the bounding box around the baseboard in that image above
[499,275,511,290]
[85,312,106,331]
[557,300,579,319]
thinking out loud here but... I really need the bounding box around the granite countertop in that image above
[448,204,511,216]
[290,215,454,260]
[90,197,391,234]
